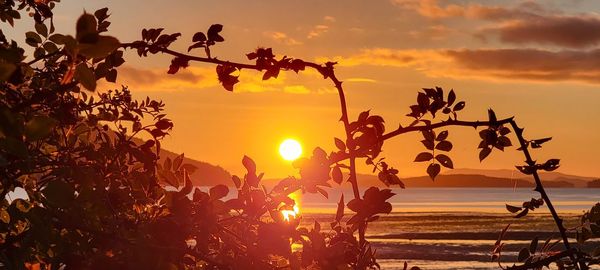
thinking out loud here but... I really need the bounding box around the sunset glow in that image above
[279,139,303,161]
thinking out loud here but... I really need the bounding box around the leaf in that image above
[78,35,120,59]
[35,23,48,38]
[414,152,433,162]
[25,115,58,141]
[435,154,454,169]
[529,237,538,253]
[207,24,224,42]
[216,64,239,91]
[435,141,453,152]
[479,147,491,161]
[192,32,207,42]
[427,163,441,180]
[515,208,529,218]
[334,137,346,151]
[75,63,96,91]
[517,247,530,262]
[506,204,522,213]
[42,180,75,208]
[331,166,343,185]
[453,101,465,111]
[447,89,456,106]
[542,159,560,171]
[209,184,229,200]
[0,62,17,82]
[436,130,448,141]
[232,175,242,188]
[76,13,98,42]
[421,130,435,142]
[242,155,256,174]
[420,139,434,150]
[335,194,344,223]
[25,31,42,46]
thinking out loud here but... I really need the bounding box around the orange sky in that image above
[7,0,600,179]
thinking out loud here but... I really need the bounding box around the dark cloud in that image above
[445,48,600,83]
[495,16,600,48]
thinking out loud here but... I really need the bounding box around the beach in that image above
[298,188,600,269]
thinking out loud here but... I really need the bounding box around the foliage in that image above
[0,1,598,270]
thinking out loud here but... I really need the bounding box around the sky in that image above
[7,0,600,179]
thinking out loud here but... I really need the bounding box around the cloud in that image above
[395,0,600,48]
[319,48,600,84]
[100,66,217,91]
[392,0,545,20]
[323,15,336,22]
[445,48,600,83]
[490,16,600,48]
[308,25,329,39]
[263,31,303,46]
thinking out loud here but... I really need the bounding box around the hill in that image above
[356,173,574,188]
[131,137,232,186]
[447,168,595,188]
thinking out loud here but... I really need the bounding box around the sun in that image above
[279,139,302,161]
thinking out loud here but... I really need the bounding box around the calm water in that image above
[298,188,600,270]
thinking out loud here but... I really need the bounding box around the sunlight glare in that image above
[279,139,302,161]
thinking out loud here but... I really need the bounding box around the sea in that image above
[297,188,600,270]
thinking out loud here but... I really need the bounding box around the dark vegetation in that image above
[0,1,599,269]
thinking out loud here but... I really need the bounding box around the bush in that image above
[0,1,598,269]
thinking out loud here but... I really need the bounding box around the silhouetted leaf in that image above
[427,163,440,180]
[209,184,229,200]
[453,101,465,111]
[435,141,453,152]
[76,13,97,42]
[421,140,434,150]
[242,155,256,174]
[43,180,75,208]
[436,130,448,141]
[447,89,456,106]
[506,204,522,213]
[529,237,538,253]
[517,247,530,262]
[479,147,491,161]
[192,32,206,42]
[331,166,343,185]
[435,154,453,169]
[414,152,433,162]
[207,24,224,42]
[75,63,96,91]
[232,175,241,189]
[334,137,345,151]
[542,159,560,171]
[515,208,529,218]
[335,194,344,223]
[516,165,535,175]
[25,115,57,141]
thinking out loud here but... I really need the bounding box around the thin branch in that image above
[508,119,584,270]
[381,117,514,141]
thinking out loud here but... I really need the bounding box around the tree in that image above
[0,1,598,269]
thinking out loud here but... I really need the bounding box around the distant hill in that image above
[588,179,600,188]
[447,168,596,188]
[131,138,231,186]
[355,173,574,188]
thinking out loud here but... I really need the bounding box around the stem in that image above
[509,120,584,270]
[381,117,514,141]
[506,248,576,270]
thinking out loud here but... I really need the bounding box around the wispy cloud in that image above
[263,31,303,46]
[308,24,330,39]
[99,66,217,92]
[486,16,600,48]
[320,48,600,85]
